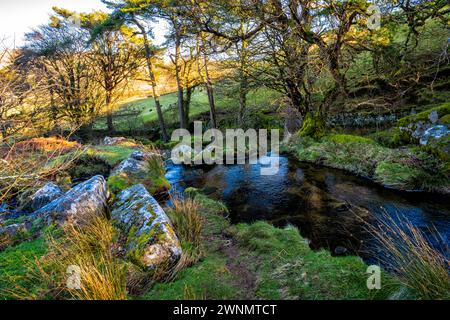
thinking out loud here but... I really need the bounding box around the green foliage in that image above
[299,113,326,139]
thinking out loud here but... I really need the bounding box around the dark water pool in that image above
[165,155,450,265]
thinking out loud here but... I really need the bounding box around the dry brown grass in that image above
[0,137,84,203]
[165,196,204,280]
[8,213,127,300]
[368,213,450,300]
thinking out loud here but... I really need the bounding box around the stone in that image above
[33,175,108,227]
[428,110,439,124]
[111,184,182,270]
[108,151,170,195]
[103,136,128,146]
[334,246,348,256]
[28,182,64,212]
[419,125,449,146]
[0,222,32,246]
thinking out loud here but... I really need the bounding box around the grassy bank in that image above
[284,133,450,194]
[143,192,395,300]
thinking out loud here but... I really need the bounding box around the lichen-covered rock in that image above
[33,175,108,227]
[111,184,182,270]
[108,151,170,195]
[0,222,33,249]
[104,136,127,145]
[29,182,63,212]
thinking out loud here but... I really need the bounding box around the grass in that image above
[143,191,397,300]
[93,88,282,132]
[285,134,450,193]
[167,197,204,265]
[229,222,395,300]
[1,214,127,300]
[91,145,136,167]
[0,237,47,299]
[368,213,450,300]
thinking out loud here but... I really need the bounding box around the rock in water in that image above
[29,182,64,212]
[111,184,182,270]
[108,150,170,195]
[33,175,108,227]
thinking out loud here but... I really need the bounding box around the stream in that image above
[165,155,450,266]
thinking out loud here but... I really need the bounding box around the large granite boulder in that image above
[29,182,64,212]
[33,175,108,227]
[108,151,170,195]
[111,184,182,270]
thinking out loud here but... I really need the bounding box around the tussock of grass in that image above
[2,213,127,300]
[166,196,204,276]
[368,214,450,300]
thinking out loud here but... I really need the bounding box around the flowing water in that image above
[165,155,450,265]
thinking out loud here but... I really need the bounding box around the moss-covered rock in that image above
[107,150,170,195]
[111,184,181,270]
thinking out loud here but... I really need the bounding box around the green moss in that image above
[107,175,131,195]
[286,133,449,193]
[230,222,396,300]
[299,113,326,139]
[375,162,420,189]
[326,134,376,145]
[143,254,239,300]
[93,145,136,166]
[397,102,450,127]
[440,114,450,125]
[0,237,47,299]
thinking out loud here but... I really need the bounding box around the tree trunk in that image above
[174,25,186,129]
[184,87,193,127]
[134,18,169,141]
[199,35,217,129]
[239,79,248,126]
[105,93,114,133]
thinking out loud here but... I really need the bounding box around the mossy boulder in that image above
[107,150,170,195]
[33,175,108,227]
[111,184,182,270]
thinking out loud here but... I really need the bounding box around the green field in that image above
[93,88,282,132]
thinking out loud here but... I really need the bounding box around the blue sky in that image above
[0,0,167,47]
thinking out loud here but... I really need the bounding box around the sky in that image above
[0,0,167,47]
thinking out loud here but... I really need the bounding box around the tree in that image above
[101,0,170,140]
[22,18,99,131]
[51,8,141,134]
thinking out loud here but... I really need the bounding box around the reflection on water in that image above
[165,156,450,264]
